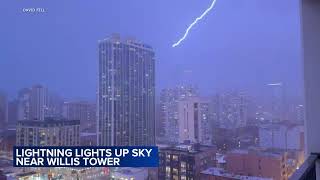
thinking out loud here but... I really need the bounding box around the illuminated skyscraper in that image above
[97,34,155,146]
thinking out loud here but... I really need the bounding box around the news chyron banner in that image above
[13,146,159,167]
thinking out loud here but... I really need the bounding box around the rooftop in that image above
[228,147,286,159]
[160,143,216,154]
[201,167,272,180]
[99,34,153,50]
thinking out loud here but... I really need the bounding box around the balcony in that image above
[290,153,320,180]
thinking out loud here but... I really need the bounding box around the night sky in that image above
[0,0,302,100]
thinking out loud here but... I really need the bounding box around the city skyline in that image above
[0,1,310,179]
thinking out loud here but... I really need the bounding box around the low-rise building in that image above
[16,118,80,146]
[225,148,288,180]
[159,143,216,180]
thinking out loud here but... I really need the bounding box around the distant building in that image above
[97,34,155,146]
[177,97,211,144]
[16,118,80,146]
[8,99,19,127]
[212,91,248,129]
[259,122,304,151]
[17,85,49,121]
[295,105,305,124]
[17,88,31,121]
[80,132,97,146]
[29,85,48,121]
[46,93,64,118]
[266,83,286,123]
[0,92,8,129]
[225,149,288,180]
[213,126,259,151]
[63,101,96,132]
[253,105,273,124]
[158,143,216,180]
[159,85,198,143]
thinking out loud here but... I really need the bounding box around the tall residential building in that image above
[29,85,48,121]
[46,92,64,118]
[17,86,51,121]
[159,85,198,143]
[295,104,305,124]
[17,88,31,121]
[97,34,155,146]
[0,92,8,129]
[16,118,80,146]
[266,83,286,123]
[63,101,96,132]
[178,97,211,144]
[212,91,248,129]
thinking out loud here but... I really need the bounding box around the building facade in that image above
[178,97,211,144]
[98,34,155,146]
[16,118,80,146]
[266,83,286,123]
[63,101,96,132]
[225,149,288,180]
[29,85,48,121]
[17,85,49,121]
[212,91,248,130]
[158,143,216,180]
[159,86,198,143]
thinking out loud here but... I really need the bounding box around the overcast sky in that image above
[0,0,302,100]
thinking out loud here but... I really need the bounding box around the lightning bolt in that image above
[172,0,218,48]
